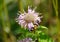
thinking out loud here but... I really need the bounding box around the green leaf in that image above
[40,25,48,29]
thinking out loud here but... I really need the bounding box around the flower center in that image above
[24,14,35,22]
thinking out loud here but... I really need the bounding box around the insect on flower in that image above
[16,6,43,31]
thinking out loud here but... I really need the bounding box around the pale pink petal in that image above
[31,10,35,13]
[35,17,41,22]
[28,22,34,30]
[33,14,38,17]
[28,9,32,13]
[24,23,27,29]
[18,14,25,20]
[34,21,39,25]
[18,20,25,24]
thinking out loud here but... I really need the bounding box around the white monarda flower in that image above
[16,6,42,31]
[18,38,33,42]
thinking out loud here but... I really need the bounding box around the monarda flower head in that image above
[16,6,42,31]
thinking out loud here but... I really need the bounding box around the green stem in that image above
[18,0,24,13]
[52,0,59,42]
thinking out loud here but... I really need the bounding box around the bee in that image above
[30,24,39,32]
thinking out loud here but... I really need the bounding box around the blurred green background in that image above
[0,0,59,42]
